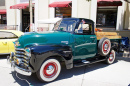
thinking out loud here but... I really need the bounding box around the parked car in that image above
[0,30,24,54]
[8,18,125,82]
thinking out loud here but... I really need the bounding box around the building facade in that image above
[5,0,130,32]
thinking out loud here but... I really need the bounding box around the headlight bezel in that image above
[14,41,21,47]
[25,48,31,57]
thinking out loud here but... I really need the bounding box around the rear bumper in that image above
[7,54,32,76]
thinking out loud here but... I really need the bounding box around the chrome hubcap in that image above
[46,65,55,75]
[104,44,108,51]
[110,54,113,60]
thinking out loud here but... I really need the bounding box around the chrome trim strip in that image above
[75,43,96,48]
[16,48,25,51]
[63,51,72,53]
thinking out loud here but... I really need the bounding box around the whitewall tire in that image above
[106,50,116,64]
[36,58,61,82]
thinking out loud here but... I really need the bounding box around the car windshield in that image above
[53,20,76,32]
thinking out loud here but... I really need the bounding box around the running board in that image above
[74,59,107,67]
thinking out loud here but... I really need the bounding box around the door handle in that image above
[90,37,96,42]
[2,42,7,45]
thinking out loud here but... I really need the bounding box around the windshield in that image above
[53,20,76,32]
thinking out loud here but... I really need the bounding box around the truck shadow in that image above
[10,55,130,86]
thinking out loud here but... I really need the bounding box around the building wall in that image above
[0,6,6,10]
[36,0,49,31]
[116,0,125,31]
[90,0,97,23]
[115,0,130,31]
[77,0,91,19]
[124,2,130,30]
[5,0,16,26]
[38,0,49,24]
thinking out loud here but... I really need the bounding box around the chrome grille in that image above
[15,48,30,68]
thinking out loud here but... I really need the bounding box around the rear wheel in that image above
[106,50,115,64]
[36,58,61,82]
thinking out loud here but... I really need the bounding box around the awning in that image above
[49,1,72,7]
[0,10,6,14]
[97,0,122,6]
[10,3,34,9]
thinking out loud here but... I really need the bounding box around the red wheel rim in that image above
[103,41,110,53]
[109,51,114,61]
[43,62,58,78]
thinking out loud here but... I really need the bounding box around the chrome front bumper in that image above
[7,54,32,76]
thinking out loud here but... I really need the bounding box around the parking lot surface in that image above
[0,54,130,86]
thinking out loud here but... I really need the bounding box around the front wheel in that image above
[105,50,116,64]
[36,58,61,82]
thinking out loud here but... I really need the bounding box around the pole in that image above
[29,0,33,32]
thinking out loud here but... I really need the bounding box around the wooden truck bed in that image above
[95,32,122,40]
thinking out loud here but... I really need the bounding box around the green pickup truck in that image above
[8,18,122,82]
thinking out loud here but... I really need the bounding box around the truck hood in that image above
[17,31,72,48]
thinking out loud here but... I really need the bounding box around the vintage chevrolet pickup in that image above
[8,18,122,82]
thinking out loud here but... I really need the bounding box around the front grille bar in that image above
[16,51,25,54]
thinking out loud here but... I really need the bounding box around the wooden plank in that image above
[95,32,118,36]
[97,35,122,40]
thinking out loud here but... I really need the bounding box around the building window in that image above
[0,0,5,6]
[96,7,117,30]
[55,6,72,18]
[0,14,6,24]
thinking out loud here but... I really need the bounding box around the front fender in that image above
[29,45,73,72]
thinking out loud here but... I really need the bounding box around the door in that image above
[73,20,97,60]
[22,14,30,32]
[22,9,34,32]
[73,34,86,60]
[83,35,97,58]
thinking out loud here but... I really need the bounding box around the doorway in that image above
[22,8,34,32]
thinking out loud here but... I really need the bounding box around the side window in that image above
[75,21,92,34]
[0,32,18,39]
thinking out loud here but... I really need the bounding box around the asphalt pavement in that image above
[0,54,130,86]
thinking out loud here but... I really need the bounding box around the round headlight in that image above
[25,48,31,57]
